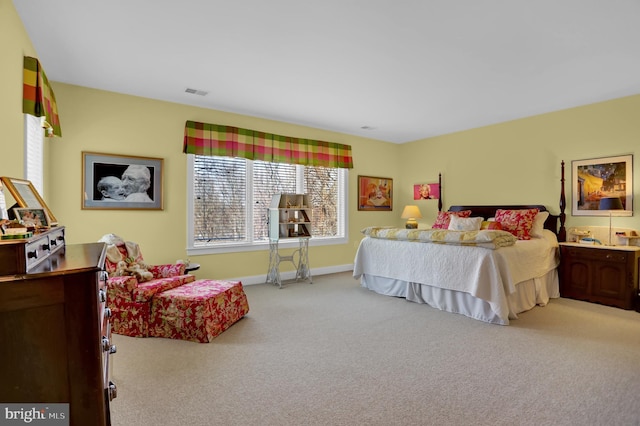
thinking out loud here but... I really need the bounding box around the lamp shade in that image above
[401,205,422,219]
[599,197,623,211]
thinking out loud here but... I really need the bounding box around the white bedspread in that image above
[353,229,559,323]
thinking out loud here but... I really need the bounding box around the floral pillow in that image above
[448,215,483,231]
[494,208,539,240]
[432,210,472,229]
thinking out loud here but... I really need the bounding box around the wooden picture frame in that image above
[0,177,58,225]
[358,175,393,211]
[82,152,164,210]
[13,207,50,228]
[571,154,633,216]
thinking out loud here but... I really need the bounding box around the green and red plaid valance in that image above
[183,121,353,169]
[23,56,62,137]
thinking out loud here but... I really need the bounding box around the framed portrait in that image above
[82,152,164,210]
[0,176,57,225]
[358,175,393,211]
[413,183,440,200]
[13,208,50,228]
[571,154,633,216]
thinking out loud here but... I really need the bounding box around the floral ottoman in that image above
[149,279,250,343]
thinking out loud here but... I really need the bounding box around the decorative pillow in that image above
[494,208,539,240]
[530,211,550,238]
[448,215,483,231]
[432,210,472,229]
[481,220,503,230]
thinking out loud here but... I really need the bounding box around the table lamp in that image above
[401,205,422,229]
[599,196,623,246]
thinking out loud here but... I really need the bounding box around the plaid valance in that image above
[183,121,353,169]
[23,56,62,137]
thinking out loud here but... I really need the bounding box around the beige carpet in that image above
[110,272,640,426]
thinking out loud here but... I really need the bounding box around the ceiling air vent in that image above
[185,88,209,96]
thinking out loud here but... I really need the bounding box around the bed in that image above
[353,164,568,325]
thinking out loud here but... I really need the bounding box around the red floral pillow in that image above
[432,210,472,229]
[494,208,539,240]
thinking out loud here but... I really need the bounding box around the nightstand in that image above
[559,242,640,310]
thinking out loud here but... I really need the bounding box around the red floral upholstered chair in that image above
[99,234,196,337]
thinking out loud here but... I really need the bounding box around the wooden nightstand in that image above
[559,242,640,310]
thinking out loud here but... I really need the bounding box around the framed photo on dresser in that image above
[0,176,58,225]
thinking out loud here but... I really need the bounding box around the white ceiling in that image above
[14,0,640,144]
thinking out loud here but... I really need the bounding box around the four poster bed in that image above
[353,162,567,325]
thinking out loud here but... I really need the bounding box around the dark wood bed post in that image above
[438,173,443,212]
[559,160,567,242]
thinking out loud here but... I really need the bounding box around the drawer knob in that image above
[109,344,117,354]
[99,289,107,303]
[27,250,38,259]
[108,381,118,400]
[104,307,112,318]
[102,337,111,352]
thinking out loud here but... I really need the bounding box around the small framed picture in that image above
[413,183,440,200]
[358,175,393,211]
[13,208,50,228]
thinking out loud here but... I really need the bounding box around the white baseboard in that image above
[238,264,354,286]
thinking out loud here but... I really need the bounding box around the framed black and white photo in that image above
[571,154,633,216]
[82,152,164,210]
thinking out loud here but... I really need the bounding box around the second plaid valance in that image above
[183,121,353,169]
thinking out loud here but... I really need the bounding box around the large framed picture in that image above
[571,154,633,216]
[358,175,393,211]
[82,152,164,210]
[0,176,58,225]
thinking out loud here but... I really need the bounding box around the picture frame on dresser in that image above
[13,207,50,228]
[82,151,164,210]
[571,154,633,216]
[0,176,58,225]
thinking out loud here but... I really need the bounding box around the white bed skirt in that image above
[360,268,559,325]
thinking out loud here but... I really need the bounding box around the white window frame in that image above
[24,114,45,194]
[186,154,349,255]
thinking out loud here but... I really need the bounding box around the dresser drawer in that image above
[562,246,628,263]
[24,235,52,270]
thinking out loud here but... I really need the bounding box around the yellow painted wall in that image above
[3,4,640,282]
[397,95,640,232]
[0,0,39,180]
[45,83,400,281]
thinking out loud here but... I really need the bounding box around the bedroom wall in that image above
[0,0,42,182]
[396,94,640,233]
[4,2,640,282]
[45,82,400,282]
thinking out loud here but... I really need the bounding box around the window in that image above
[187,155,348,254]
[24,114,45,194]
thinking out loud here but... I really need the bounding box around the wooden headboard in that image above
[443,161,567,241]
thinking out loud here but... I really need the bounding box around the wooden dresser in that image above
[559,242,640,310]
[0,242,116,426]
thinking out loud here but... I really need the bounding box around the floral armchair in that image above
[100,234,196,337]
